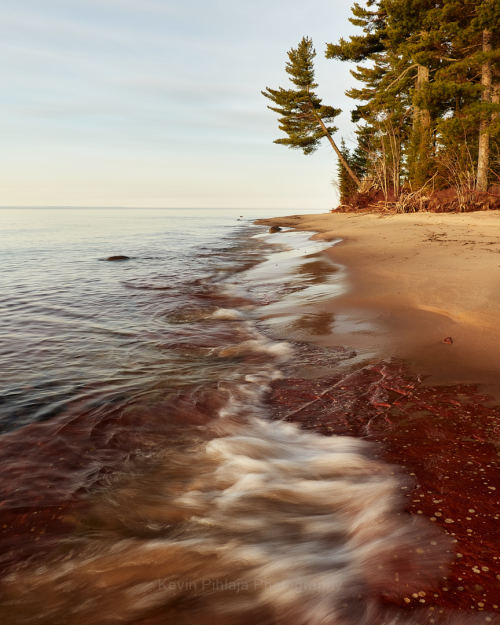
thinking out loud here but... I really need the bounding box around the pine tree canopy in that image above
[262,37,341,155]
[323,0,499,198]
[264,1,498,208]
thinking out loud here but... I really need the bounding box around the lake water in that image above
[0,208,496,625]
[0,208,298,430]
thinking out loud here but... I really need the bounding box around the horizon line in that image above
[0,205,327,210]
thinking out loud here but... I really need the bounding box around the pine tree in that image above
[371,0,449,187]
[326,0,499,197]
[429,0,499,192]
[337,139,359,203]
[477,27,494,191]
[474,0,500,190]
[351,125,369,180]
[326,1,410,193]
[262,36,361,188]
[265,2,498,208]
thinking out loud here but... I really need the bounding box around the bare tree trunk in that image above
[409,64,432,187]
[413,64,431,132]
[386,119,401,197]
[477,29,492,192]
[316,115,361,188]
[307,96,361,188]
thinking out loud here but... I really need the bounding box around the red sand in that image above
[269,358,500,614]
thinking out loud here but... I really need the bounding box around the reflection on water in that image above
[297,258,339,284]
[291,311,335,336]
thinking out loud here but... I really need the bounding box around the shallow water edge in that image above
[0,216,498,624]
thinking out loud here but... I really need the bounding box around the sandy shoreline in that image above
[257,210,500,389]
[257,210,500,617]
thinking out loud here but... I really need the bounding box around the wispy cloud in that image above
[1,0,358,207]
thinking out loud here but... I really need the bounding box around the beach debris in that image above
[443,336,454,344]
[269,225,282,233]
[103,255,130,261]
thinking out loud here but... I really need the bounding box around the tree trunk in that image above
[477,29,492,193]
[311,109,361,188]
[305,88,361,188]
[413,64,431,132]
[409,64,432,187]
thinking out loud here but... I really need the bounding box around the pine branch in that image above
[384,64,418,91]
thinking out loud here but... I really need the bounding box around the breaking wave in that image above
[3,405,496,624]
[210,307,245,320]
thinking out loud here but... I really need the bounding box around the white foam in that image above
[210,308,244,320]
[1,416,486,625]
[217,337,292,360]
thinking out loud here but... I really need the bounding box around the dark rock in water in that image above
[104,255,130,262]
[269,225,282,233]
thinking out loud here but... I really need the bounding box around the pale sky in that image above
[1,0,358,209]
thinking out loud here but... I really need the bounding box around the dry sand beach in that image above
[258,210,500,389]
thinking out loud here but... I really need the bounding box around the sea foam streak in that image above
[3,410,494,625]
[210,307,245,320]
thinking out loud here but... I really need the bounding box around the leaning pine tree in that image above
[262,36,361,189]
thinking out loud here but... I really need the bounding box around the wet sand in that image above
[257,210,500,619]
[257,211,500,389]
